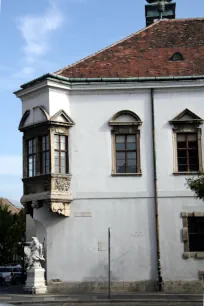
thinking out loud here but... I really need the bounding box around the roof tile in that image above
[56,19,204,78]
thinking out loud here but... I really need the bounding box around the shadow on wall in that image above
[83,263,118,282]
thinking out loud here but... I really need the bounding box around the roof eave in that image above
[14,74,204,94]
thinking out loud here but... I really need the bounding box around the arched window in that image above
[170,52,184,62]
[109,110,142,176]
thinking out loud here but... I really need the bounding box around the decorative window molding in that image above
[19,110,30,130]
[50,109,75,126]
[182,212,204,259]
[19,108,75,131]
[170,109,203,174]
[109,110,142,127]
[109,110,142,176]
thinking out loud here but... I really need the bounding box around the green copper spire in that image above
[145,0,176,26]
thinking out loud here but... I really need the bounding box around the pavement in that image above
[0,285,204,305]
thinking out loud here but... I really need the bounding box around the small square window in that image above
[188,217,204,252]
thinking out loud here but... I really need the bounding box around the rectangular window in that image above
[115,135,137,173]
[27,138,36,177]
[188,217,204,252]
[40,135,50,174]
[54,135,68,174]
[177,133,199,172]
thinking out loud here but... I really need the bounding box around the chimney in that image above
[145,0,176,26]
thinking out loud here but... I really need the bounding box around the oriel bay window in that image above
[40,135,50,174]
[54,135,68,174]
[177,133,199,172]
[27,138,36,177]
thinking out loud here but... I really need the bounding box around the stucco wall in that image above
[19,80,204,290]
[35,198,157,283]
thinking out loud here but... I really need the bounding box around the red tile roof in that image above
[56,18,204,78]
[0,198,21,214]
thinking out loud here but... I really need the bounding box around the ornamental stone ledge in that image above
[21,192,73,203]
[183,252,204,259]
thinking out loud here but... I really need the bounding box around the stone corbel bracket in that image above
[50,202,71,217]
[50,176,72,217]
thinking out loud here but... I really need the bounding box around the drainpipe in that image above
[150,88,163,291]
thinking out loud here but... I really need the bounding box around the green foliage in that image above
[0,203,26,265]
[186,175,204,201]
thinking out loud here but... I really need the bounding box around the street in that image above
[0,285,204,306]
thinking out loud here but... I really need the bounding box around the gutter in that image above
[16,73,204,91]
[151,88,163,291]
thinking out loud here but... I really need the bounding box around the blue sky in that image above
[0,0,203,203]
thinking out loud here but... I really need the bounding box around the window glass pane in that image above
[46,136,49,151]
[190,164,199,171]
[178,164,188,172]
[177,150,187,158]
[54,135,60,150]
[188,217,204,251]
[127,152,136,159]
[42,136,45,151]
[33,155,36,176]
[188,134,197,141]
[127,159,136,166]
[177,134,186,149]
[177,142,186,149]
[33,139,36,153]
[116,143,125,150]
[55,165,59,173]
[177,134,186,141]
[46,152,50,167]
[189,150,198,158]
[28,141,32,154]
[188,142,198,149]
[116,135,125,143]
[55,150,59,173]
[61,152,66,168]
[42,153,45,173]
[61,166,66,174]
[61,136,66,150]
[127,135,136,143]
[127,143,136,150]
[127,166,137,173]
[116,152,125,160]
[55,152,59,167]
[116,159,125,173]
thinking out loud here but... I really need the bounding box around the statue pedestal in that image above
[24,268,47,294]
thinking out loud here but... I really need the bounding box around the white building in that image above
[14,1,204,293]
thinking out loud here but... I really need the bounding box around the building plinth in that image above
[24,268,47,294]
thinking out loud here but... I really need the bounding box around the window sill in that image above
[22,174,50,181]
[183,252,204,259]
[111,172,142,177]
[173,172,201,176]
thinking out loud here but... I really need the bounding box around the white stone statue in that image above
[24,237,45,269]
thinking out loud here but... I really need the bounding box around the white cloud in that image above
[0,156,22,176]
[12,66,35,79]
[17,2,63,62]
